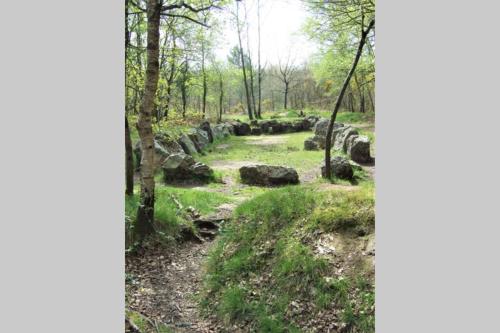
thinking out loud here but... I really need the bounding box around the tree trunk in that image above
[354,73,365,113]
[236,1,253,120]
[163,34,176,119]
[367,86,375,113]
[136,0,161,239]
[348,90,355,112]
[219,75,224,122]
[125,115,134,196]
[324,19,375,179]
[284,82,289,109]
[257,0,262,119]
[125,0,134,196]
[201,36,207,118]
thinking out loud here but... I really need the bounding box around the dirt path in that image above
[126,204,235,333]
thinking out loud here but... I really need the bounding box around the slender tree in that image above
[244,2,257,118]
[257,0,262,119]
[277,55,297,110]
[323,18,375,178]
[125,0,134,196]
[201,15,208,118]
[135,0,161,239]
[235,0,253,120]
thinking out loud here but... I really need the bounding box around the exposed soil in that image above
[210,160,255,171]
[244,135,289,145]
[126,204,234,333]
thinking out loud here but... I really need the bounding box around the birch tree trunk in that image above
[136,0,161,239]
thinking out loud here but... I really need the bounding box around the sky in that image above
[214,0,318,66]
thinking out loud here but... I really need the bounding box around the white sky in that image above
[215,0,318,66]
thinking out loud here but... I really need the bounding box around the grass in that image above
[199,131,324,174]
[125,185,232,247]
[202,185,375,332]
[126,309,174,333]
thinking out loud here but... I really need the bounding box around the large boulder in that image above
[199,121,214,143]
[221,122,235,135]
[162,153,213,182]
[259,120,278,134]
[348,136,373,164]
[133,139,172,170]
[295,117,318,131]
[251,127,262,135]
[155,133,184,155]
[313,119,332,137]
[333,126,359,151]
[178,134,198,155]
[304,137,320,151]
[321,156,354,180]
[187,128,210,151]
[239,165,299,186]
[233,122,251,136]
[212,124,231,140]
[305,115,321,128]
[311,135,327,149]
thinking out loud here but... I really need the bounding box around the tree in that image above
[256,0,262,118]
[235,0,253,120]
[323,18,375,178]
[277,55,297,110]
[132,0,222,240]
[135,0,161,239]
[125,0,134,196]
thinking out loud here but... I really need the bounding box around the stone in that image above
[311,134,326,149]
[178,134,198,155]
[162,153,213,182]
[239,165,299,186]
[251,127,262,135]
[212,124,231,140]
[155,133,185,155]
[304,138,320,151]
[259,120,277,134]
[233,121,251,136]
[345,134,359,154]
[199,121,214,143]
[187,128,210,151]
[321,156,354,180]
[348,136,372,164]
[305,115,320,128]
[313,119,332,137]
[333,126,359,152]
[221,122,235,135]
[133,139,171,171]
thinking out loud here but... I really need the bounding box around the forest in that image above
[125,0,375,332]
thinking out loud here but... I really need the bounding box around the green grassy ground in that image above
[198,131,371,188]
[125,185,232,247]
[201,185,375,332]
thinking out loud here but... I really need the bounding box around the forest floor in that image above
[126,119,375,333]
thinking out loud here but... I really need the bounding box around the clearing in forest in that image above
[126,119,375,333]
